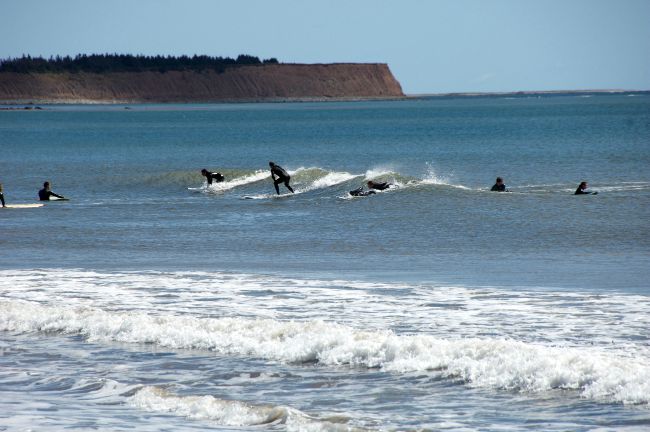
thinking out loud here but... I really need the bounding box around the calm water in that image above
[1,95,649,430]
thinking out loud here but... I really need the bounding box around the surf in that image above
[2,298,649,406]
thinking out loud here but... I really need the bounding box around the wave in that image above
[418,165,470,190]
[243,167,361,199]
[189,170,269,193]
[140,170,203,188]
[2,299,648,406]
[515,181,650,194]
[128,386,362,431]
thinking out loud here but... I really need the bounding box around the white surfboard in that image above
[3,203,44,209]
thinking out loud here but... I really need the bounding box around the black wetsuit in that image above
[575,187,596,195]
[491,183,507,192]
[368,181,390,191]
[38,188,64,201]
[271,165,294,194]
[0,192,5,207]
[349,187,376,197]
[205,172,225,185]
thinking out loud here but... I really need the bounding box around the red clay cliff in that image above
[0,63,404,103]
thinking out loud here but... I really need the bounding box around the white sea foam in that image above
[364,167,396,180]
[242,168,359,199]
[129,386,289,426]
[2,299,649,406]
[190,170,269,193]
[419,164,470,190]
[309,171,359,190]
[128,386,360,431]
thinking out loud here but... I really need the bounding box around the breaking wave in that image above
[128,386,361,431]
[2,299,648,406]
[189,170,269,193]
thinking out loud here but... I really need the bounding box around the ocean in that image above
[1,94,649,431]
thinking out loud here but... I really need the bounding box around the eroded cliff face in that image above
[0,63,403,103]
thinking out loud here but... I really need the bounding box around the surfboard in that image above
[242,192,297,200]
[3,204,44,208]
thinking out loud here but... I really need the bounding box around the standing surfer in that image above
[0,183,6,207]
[269,161,294,195]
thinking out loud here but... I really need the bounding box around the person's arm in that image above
[50,191,65,199]
[270,169,277,181]
[206,175,213,185]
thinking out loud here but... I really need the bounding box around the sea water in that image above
[1,95,649,430]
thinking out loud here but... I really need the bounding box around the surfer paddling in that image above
[38,181,66,201]
[490,177,509,192]
[349,187,376,197]
[269,161,294,195]
[367,180,392,191]
[574,181,597,195]
[201,169,225,185]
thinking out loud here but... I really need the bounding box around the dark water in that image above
[1,95,649,430]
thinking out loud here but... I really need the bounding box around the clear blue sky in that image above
[2,0,649,94]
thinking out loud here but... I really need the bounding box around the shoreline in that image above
[1,90,647,107]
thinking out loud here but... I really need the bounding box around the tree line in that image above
[0,54,279,74]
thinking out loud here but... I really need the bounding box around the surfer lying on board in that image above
[0,183,5,207]
[201,169,225,185]
[574,181,597,195]
[490,177,509,192]
[349,187,376,197]
[269,161,294,195]
[38,181,66,201]
[367,180,392,191]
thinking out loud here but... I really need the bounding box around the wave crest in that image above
[2,299,648,406]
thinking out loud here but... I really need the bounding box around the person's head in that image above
[367,181,374,187]
[496,177,503,184]
[201,169,209,176]
[43,181,50,189]
[580,181,587,189]
[269,161,275,167]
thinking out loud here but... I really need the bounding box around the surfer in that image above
[269,161,294,195]
[490,177,509,192]
[201,169,225,185]
[574,181,597,195]
[0,183,5,207]
[367,180,391,191]
[349,187,376,197]
[38,181,66,201]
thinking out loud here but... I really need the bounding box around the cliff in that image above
[0,63,403,103]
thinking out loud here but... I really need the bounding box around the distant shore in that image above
[1,89,647,109]
[407,89,650,99]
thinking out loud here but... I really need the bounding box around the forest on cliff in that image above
[0,54,279,74]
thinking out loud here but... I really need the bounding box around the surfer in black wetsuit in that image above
[0,183,6,207]
[490,177,508,192]
[269,161,294,195]
[349,187,376,197]
[38,181,66,201]
[574,181,597,195]
[201,169,225,185]
[367,180,391,191]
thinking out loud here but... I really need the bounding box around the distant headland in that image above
[0,54,404,103]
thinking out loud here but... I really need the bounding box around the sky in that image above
[2,0,649,94]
